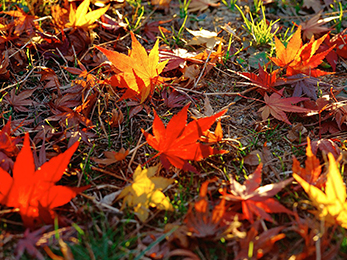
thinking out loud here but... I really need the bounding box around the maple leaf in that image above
[188,0,220,13]
[236,221,286,259]
[142,104,228,173]
[221,164,293,223]
[1,7,41,36]
[300,11,333,41]
[117,164,174,222]
[4,88,38,112]
[66,0,109,30]
[270,26,302,69]
[241,65,279,94]
[92,148,129,166]
[96,32,168,103]
[270,26,334,77]
[15,226,51,260]
[318,29,347,71]
[143,19,172,41]
[200,120,223,144]
[0,119,21,157]
[258,88,309,125]
[0,133,89,228]
[161,88,186,108]
[185,178,246,240]
[283,73,332,100]
[293,153,347,228]
[292,137,322,186]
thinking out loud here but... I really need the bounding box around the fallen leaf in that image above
[200,121,223,144]
[4,88,38,112]
[0,119,21,157]
[292,137,322,186]
[188,0,220,13]
[96,32,168,102]
[1,7,41,36]
[302,0,323,13]
[236,221,285,259]
[117,164,174,222]
[92,148,129,166]
[185,178,245,240]
[186,28,221,49]
[66,0,109,30]
[270,26,334,77]
[0,133,89,228]
[15,226,51,260]
[318,29,347,71]
[293,153,347,228]
[241,65,279,94]
[300,11,334,41]
[161,88,186,108]
[143,20,172,41]
[142,104,228,173]
[258,88,310,125]
[221,163,293,223]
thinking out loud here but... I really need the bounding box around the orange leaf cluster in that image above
[270,26,334,77]
[97,32,168,103]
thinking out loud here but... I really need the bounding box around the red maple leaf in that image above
[318,29,347,71]
[0,119,21,157]
[258,88,310,125]
[142,104,228,173]
[241,65,280,94]
[0,133,89,228]
[221,163,293,223]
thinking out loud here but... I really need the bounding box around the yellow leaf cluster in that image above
[118,165,174,222]
[67,0,109,30]
[293,153,347,228]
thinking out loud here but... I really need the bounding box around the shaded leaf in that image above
[222,164,293,223]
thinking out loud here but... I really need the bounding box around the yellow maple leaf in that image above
[293,153,347,228]
[66,0,109,30]
[117,165,174,222]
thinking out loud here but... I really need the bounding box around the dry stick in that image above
[1,67,35,92]
[90,166,127,182]
[127,131,146,173]
[193,48,212,89]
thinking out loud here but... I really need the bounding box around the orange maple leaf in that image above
[142,104,228,173]
[0,133,89,228]
[221,164,293,223]
[96,32,168,103]
[292,137,322,186]
[270,26,334,77]
[1,7,41,36]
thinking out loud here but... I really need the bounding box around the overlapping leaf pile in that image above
[1,0,347,259]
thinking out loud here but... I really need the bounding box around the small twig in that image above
[90,166,127,181]
[1,67,35,92]
[193,49,212,89]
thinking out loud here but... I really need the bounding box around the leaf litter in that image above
[1,0,347,259]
